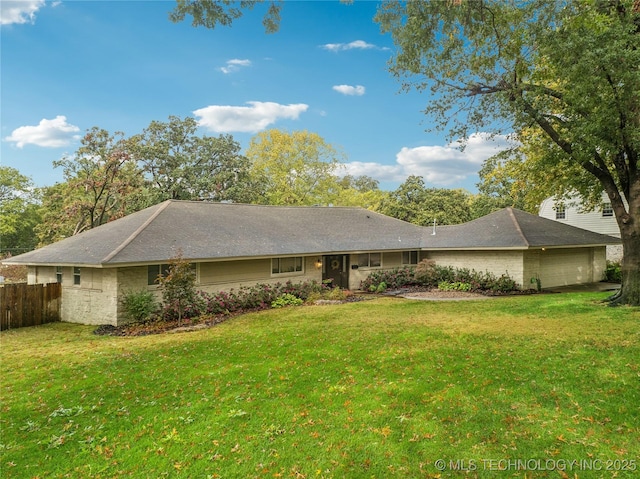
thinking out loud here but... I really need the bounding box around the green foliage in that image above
[199,280,327,315]
[438,281,472,292]
[271,293,304,308]
[130,116,257,203]
[362,260,520,294]
[156,255,203,322]
[246,129,345,206]
[361,267,415,291]
[375,281,387,293]
[377,176,474,225]
[605,261,622,283]
[376,0,640,305]
[2,297,639,477]
[36,128,144,245]
[0,166,42,255]
[120,290,159,323]
[170,0,283,33]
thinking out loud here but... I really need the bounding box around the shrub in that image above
[271,293,304,308]
[199,280,328,315]
[120,290,158,323]
[360,266,416,291]
[438,281,472,292]
[362,260,520,294]
[605,261,622,283]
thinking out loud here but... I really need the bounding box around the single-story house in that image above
[3,200,620,326]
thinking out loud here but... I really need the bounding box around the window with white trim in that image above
[56,266,63,284]
[271,257,303,275]
[602,202,613,217]
[358,253,382,268]
[402,251,419,265]
[555,205,566,220]
[73,267,81,285]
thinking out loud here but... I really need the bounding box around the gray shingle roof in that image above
[422,207,621,249]
[7,200,426,266]
[5,202,619,267]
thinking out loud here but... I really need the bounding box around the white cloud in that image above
[344,162,404,182]
[345,133,514,187]
[332,84,365,96]
[193,101,309,133]
[0,0,45,25]
[321,40,387,52]
[5,116,81,148]
[220,58,251,74]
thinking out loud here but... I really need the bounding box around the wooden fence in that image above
[0,283,62,331]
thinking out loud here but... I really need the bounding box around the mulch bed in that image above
[93,289,539,337]
[94,294,373,337]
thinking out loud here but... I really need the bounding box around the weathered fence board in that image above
[0,283,61,331]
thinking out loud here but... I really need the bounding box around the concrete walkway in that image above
[543,282,621,294]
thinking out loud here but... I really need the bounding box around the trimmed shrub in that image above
[120,290,159,323]
[271,293,304,308]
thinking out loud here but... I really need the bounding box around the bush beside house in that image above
[360,260,519,294]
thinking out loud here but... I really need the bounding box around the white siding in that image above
[539,193,621,237]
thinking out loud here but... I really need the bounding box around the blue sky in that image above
[1,0,512,192]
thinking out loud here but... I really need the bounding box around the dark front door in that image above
[323,255,349,289]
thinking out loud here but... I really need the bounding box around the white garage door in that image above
[539,248,592,288]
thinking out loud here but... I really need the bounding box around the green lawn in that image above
[1,293,639,478]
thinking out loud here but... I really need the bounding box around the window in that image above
[272,257,303,275]
[402,251,419,265]
[73,267,81,285]
[147,263,197,285]
[358,253,382,268]
[555,205,566,220]
[602,202,613,217]
[147,264,171,285]
[56,266,63,284]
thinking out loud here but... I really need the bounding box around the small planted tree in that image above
[156,254,201,324]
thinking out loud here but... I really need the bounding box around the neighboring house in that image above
[4,200,619,326]
[539,193,625,261]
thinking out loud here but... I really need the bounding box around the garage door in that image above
[539,248,592,288]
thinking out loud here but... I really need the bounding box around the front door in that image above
[323,255,349,289]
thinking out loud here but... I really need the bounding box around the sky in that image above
[1,0,513,192]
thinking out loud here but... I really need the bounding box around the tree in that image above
[246,129,346,206]
[0,166,41,255]
[156,253,202,324]
[170,0,283,33]
[36,128,144,245]
[130,116,257,204]
[378,175,473,225]
[476,146,537,214]
[169,0,640,304]
[376,0,640,305]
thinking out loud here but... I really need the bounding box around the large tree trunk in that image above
[611,185,640,306]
